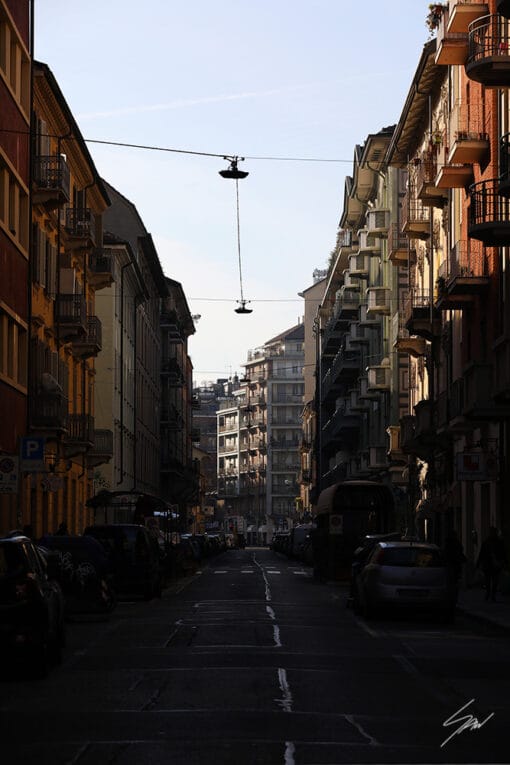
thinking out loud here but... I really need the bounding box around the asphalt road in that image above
[1,547,508,765]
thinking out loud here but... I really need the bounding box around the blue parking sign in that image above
[20,437,45,471]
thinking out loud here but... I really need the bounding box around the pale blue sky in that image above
[35,1,430,384]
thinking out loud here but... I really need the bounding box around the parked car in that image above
[39,534,116,616]
[349,532,402,600]
[0,533,65,677]
[353,541,455,622]
[84,524,162,599]
[289,524,314,560]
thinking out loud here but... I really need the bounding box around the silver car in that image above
[354,541,455,622]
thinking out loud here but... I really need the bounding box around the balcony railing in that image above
[402,185,430,239]
[436,241,489,310]
[66,413,95,446]
[466,15,510,87]
[73,315,102,358]
[468,178,510,246]
[87,429,113,467]
[403,289,441,340]
[30,390,68,433]
[392,311,427,357]
[55,294,87,336]
[33,155,70,206]
[63,208,96,246]
[89,249,114,289]
[366,286,391,316]
[387,222,411,265]
[416,157,447,206]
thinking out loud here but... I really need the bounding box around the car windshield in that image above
[377,547,444,567]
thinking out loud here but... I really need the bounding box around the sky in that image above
[35,1,431,385]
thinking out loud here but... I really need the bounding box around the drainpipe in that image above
[117,259,136,485]
[131,292,145,491]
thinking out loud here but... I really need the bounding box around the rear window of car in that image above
[375,546,444,567]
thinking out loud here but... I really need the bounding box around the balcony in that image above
[348,253,370,278]
[359,303,381,328]
[435,161,474,189]
[499,133,510,198]
[366,209,389,239]
[367,363,391,392]
[162,404,184,431]
[468,179,510,246]
[393,312,428,357]
[402,186,430,239]
[463,361,510,419]
[322,348,361,400]
[435,242,489,310]
[447,2,488,33]
[89,249,114,290]
[73,315,102,358]
[358,229,381,253]
[349,387,369,411]
[497,0,510,19]
[87,429,113,467]
[334,286,360,321]
[358,375,380,402]
[435,8,469,64]
[161,356,184,385]
[388,223,413,265]
[33,155,70,208]
[403,289,442,340]
[466,15,510,87]
[349,322,370,345]
[63,208,96,249]
[387,425,406,464]
[65,413,95,453]
[411,400,437,457]
[366,286,391,317]
[448,130,489,165]
[322,403,360,443]
[416,157,448,207]
[29,390,68,433]
[55,294,87,337]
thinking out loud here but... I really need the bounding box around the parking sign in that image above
[20,437,45,471]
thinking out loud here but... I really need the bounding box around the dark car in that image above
[0,534,65,677]
[39,535,116,616]
[84,524,162,599]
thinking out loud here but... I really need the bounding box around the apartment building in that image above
[312,1,510,570]
[92,182,167,516]
[215,324,305,540]
[23,61,111,536]
[160,277,198,528]
[384,0,510,570]
[0,1,30,530]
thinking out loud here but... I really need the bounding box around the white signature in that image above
[441,698,495,748]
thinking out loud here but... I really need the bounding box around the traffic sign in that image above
[20,437,45,471]
[0,456,19,493]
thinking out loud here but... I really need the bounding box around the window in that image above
[0,153,29,252]
[0,8,30,115]
[0,305,28,390]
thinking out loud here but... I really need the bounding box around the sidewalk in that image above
[456,585,510,633]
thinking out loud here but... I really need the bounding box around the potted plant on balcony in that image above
[426,3,446,36]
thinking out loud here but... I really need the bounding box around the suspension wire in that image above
[235,177,246,304]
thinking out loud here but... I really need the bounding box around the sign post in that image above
[20,437,46,472]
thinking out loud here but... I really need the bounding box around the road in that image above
[1,547,508,764]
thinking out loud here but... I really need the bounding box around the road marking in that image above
[241,570,255,574]
[267,571,281,575]
[353,616,380,638]
[273,624,282,648]
[213,570,228,574]
[292,570,308,575]
[345,715,380,746]
[284,741,296,765]
[277,667,293,712]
